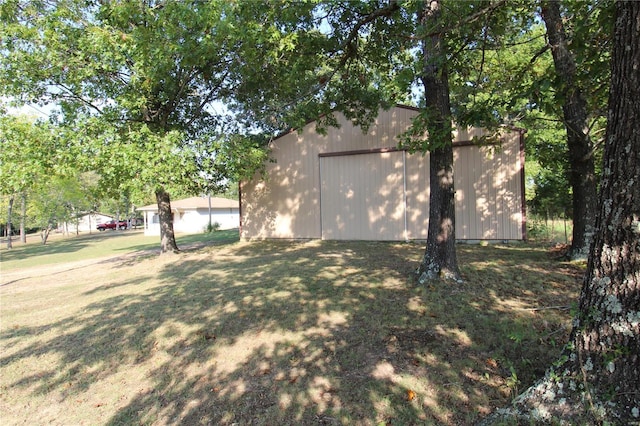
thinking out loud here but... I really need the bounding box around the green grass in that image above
[527,216,573,244]
[0,235,584,425]
[0,230,232,271]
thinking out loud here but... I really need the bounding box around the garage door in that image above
[320,151,406,240]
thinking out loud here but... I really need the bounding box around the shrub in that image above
[204,221,221,234]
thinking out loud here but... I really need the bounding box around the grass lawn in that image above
[0,229,236,271]
[0,231,584,425]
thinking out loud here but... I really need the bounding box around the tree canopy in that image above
[1,0,268,251]
[0,0,618,260]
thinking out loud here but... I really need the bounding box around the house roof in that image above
[136,196,238,212]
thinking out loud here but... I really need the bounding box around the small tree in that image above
[0,113,56,247]
[29,177,72,244]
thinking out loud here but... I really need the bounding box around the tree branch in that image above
[54,82,104,115]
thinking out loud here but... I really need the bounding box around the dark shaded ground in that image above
[1,236,583,425]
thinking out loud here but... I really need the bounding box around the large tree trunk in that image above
[572,1,640,416]
[482,2,639,424]
[416,0,461,284]
[541,1,598,260]
[155,187,180,254]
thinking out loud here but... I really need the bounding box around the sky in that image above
[2,98,57,120]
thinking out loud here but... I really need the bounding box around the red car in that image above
[96,220,128,231]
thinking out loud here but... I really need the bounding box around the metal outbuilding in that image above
[240,105,525,241]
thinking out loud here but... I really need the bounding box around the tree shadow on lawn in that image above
[0,241,582,425]
[0,232,110,261]
[122,229,241,252]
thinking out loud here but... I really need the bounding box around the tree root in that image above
[477,368,628,425]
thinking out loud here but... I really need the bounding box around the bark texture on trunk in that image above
[156,187,180,254]
[541,0,598,261]
[576,0,640,414]
[481,2,639,424]
[6,195,14,249]
[416,0,461,284]
[40,226,51,245]
[20,193,26,243]
[418,144,460,283]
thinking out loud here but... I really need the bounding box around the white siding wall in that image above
[62,214,114,233]
[143,208,239,236]
[174,209,240,234]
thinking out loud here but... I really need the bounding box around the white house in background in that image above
[137,196,239,236]
[60,212,116,233]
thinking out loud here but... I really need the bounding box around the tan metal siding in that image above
[404,152,430,239]
[240,131,322,239]
[455,145,495,239]
[317,107,419,153]
[241,106,525,241]
[241,108,419,239]
[453,133,524,240]
[320,152,405,240]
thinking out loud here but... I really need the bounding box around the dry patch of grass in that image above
[0,235,583,425]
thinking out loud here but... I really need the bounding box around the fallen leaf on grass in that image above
[196,331,216,341]
[406,389,416,401]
